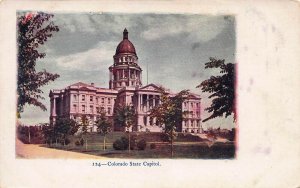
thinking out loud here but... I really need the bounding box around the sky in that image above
[19,12,236,130]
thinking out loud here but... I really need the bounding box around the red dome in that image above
[115,39,136,55]
[115,28,136,55]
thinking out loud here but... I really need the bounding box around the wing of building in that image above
[49,29,203,133]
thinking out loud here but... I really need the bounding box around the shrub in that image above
[75,140,81,146]
[64,138,71,145]
[113,137,129,150]
[80,138,84,146]
[160,134,169,142]
[137,139,147,150]
[120,136,129,148]
[130,136,137,150]
[113,139,126,150]
[150,143,156,149]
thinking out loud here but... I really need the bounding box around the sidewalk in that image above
[16,139,105,159]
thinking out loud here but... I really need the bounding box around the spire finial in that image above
[123,28,128,39]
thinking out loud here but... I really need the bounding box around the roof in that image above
[115,28,136,55]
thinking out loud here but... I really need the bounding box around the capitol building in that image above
[49,29,202,133]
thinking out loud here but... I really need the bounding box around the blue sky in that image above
[19,12,236,129]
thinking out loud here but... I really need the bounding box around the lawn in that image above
[42,132,235,159]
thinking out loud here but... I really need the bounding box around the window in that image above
[73,104,77,112]
[143,116,147,126]
[90,105,93,113]
[196,103,199,108]
[96,97,98,104]
[107,107,111,115]
[108,98,111,104]
[96,107,100,113]
[191,102,193,108]
[82,105,85,113]
[82,95,85,101]
[101,107,105,112]
[90,96,93,102]
[73,95,77,101]
[101,98,104,104]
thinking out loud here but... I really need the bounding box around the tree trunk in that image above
[128,131,131,153]
[103,135,106,151]
[85,139,88,151]
[55,138,58,147]
[28,128,31,144]
[171,134,173,158]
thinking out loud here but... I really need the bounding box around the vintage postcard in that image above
[15,12,236,159]
[1,0,300,188]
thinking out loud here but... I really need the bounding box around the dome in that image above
[115,28,136,55]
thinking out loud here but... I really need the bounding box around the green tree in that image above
[17,12,60,117]
[95,110,111,150]
[197,58,236,122]
[54,118,79,146]
[42,123,58,146]
[114,104,136,152]
[149,87,189,158]
[80,115,90,150]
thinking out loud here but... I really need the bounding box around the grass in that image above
[42,132,235,159]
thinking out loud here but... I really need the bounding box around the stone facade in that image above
[49,29,203,133]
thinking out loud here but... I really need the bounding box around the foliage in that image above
[113,104,136,130]
[61,138,70,145]
[95,111,111,135]
[17,124,45,144]
[95,110,111,150]
[42,123,58,145]
[149,88,189,141]
[17,12,60,116]
[80,115,89,134]
[113,104,136,152]
[75,140,83,146]
[149,87,189,157]
[150,143,156,149]
[197,57,236,122]
[137,139,147,150]
[54,118,79,145]
[113,137,129,150]
[80,138,85,146]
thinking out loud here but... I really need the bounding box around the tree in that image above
[54,118,79,146]
[17,12,60,117]
[80,115,90,150]
[197,58,236,122]
[95,110,111,150]
[149,87,189,158]
[114,104,136,152]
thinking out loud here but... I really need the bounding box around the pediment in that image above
[139,84,161,91]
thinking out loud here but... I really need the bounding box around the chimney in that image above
[91,83,94,86]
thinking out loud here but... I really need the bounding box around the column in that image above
[128,68,131,80]
[146,95,149,111]
[140,94,142,111]
[60,95,63,116]
[152,96,155,108]
[52,97,57,116]
[138,94,140,112]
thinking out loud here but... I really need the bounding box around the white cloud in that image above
[55,41,116,71]
[141,16,228,42]
[57,14,138,35]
